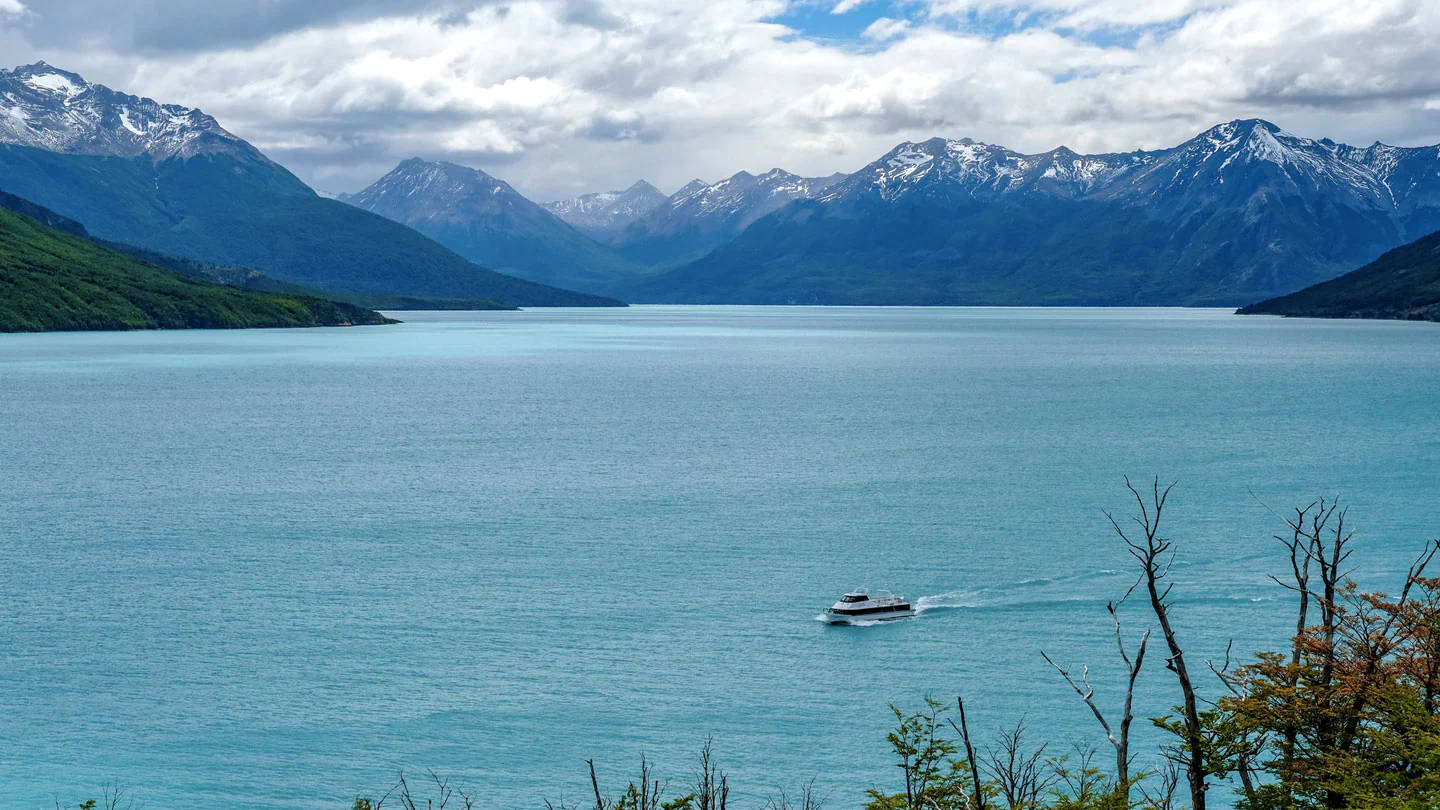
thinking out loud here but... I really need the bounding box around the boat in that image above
[822,590,915,624]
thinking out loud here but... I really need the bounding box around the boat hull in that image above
[823,607,915,624]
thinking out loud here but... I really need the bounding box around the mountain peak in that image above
[1199,118,1287,143]
[0,61,258,162]
[542,178,670,236]
[10,62,88,98]
[393,156,488,177]
[361,157,517,205]
[674,179,708,197]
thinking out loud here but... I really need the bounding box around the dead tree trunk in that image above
[1041,600,1149,803]
[949,696,986,810]
[1107,477,1205,810]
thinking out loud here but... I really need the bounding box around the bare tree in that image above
[1276,501,1328,777]
[589,759,607,810]
[764,779,825,810]
[947,697,987,810]
[394,770,472,810]
[1041,599,1150,802]
[1107,477,1205,810]
[694,738,728,810]
[1136,759,1180,810]
[53,784,136,810]
[981,719,1052,810]
[100,783,133,810]
[578,751,700,810]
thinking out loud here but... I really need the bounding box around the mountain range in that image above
[635,121,1440,305]
[347,119,1440,307]
[344,162,850,296]
[4,60,1439,313]
[595,169,849,267]
[0,62,620,308]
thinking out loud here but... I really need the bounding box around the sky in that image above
[1,0,1438,201]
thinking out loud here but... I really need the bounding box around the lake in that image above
[3,306,1438,810]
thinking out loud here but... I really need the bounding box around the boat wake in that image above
[815,570,1159,626]
[818,569,1281,627]
[914,590,983,613]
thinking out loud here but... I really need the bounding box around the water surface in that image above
[2,307,1438,809]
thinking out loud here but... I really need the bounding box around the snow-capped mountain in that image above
[631,120,1440,306]
[821,136,1157,206]
[342,158,643,293]
[0,62,617,306]
[0,61,265,163]
[543,180,668,239]
[611,168,847,266]
[824,120,1439,227]
[6,62,1436,309]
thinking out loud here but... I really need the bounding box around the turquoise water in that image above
[2,306,1439,810]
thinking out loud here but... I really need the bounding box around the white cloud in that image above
[20,0,1440,200]
[0,0,26,15]
[921,0,1223,30]
[831,0,873,13]
[861,17,911,40]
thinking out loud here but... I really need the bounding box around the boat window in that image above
[843,594,866,602]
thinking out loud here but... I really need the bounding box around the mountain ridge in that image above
[0,63,623,308]
[341,157,646,295]
[0,61,270,163]
[629,118,1440,305]
[543,180,668,239]
[605,168,848,267]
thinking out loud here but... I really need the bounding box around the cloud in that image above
[831,0,873,13]
[10,0,1440,201]
[861,17,911,40]
[0,0,25,15]
[921,0,1221,31]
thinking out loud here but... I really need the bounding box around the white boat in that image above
[822,590,915,624]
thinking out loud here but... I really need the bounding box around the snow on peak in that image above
[0,61,257,163]
[542,178,669,233]
[24,72,82,97]
[830,116,1425,206]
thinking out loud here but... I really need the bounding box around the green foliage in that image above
[0,204,395,331]
[1047,748,1134,810]
[0,143,624,306]
[865,697,971,810]
[1207,536,1440,810]
[1239,227,1440,321]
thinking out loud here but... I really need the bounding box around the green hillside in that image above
[0,205,396,332]
[0,144,624,307]
[1239,228,1440,321]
